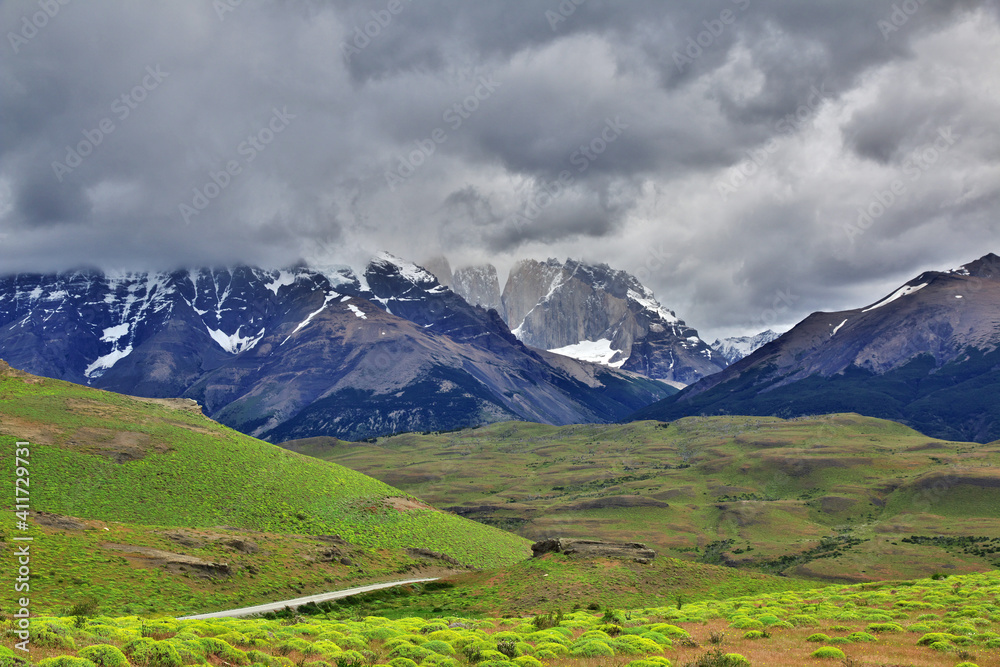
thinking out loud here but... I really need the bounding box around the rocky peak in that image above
[711,329,782,364]
[500,257,725,384]
[420,256,454,287]
[452,264,504,317]
[958,252,1000,281]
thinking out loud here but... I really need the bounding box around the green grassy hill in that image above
[293,415,1000,583]
[0,362,530,617]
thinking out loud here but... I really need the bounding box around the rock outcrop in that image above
[452,264,504,318]
[531,538,655,563]
[501,258,727,385]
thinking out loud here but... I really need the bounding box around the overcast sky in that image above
[1,1,998,340]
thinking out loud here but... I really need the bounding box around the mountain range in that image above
[0,254,674,440]
[633,253,1000,443]
[3,251,999,443]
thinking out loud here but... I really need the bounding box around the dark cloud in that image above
[0,0,998,339]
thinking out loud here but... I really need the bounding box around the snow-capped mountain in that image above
[632,253,1000,443]
[0,255,674,440]
[711,330,782,364]
[500,258,727,385]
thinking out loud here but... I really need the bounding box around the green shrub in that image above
[36,659,96,667]
[788,615,818,627]
[532,642,566,656]
[742,631,765,640]
[953,663,979,667]
[512,657,543,667]
[569,641,615,658]
[805,634,830,643]
[612,635,662,654]
[846,632,876,643]
[728,619,763,630]
[649,624,689,638]
[125,639,183,667]
[422,658,458,667]
[827,638,849,645]
[33,629,77,650]
[625,659,672,667]
[78,645,129,667]
[866,623,904,633]
[423,641,455,656]
[928,641,954,652]
[311,640,342,657]
[810,647,845,660]
[387,659,417,667]
[389,646,433,662]
[916,632,960,646]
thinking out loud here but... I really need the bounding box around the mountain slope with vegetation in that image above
[293,415,1000,583]
[0,362,530,616]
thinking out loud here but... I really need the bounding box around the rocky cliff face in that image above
[500,258,727,385]
[632,253,1000,443]
[452,264,504,318]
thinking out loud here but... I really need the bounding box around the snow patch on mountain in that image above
[628,288,679,324]
[285,294,337,342]
[263,270,299,295]
[206,325,266,354]
[101,323,130,343]
[548,339,626,368]
[862,283,929,312]
[85,345,133,378]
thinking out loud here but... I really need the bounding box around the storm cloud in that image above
[1,0,998,339]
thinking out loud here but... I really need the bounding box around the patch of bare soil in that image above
[101,543,231,578]
[384,496,437,512]
[33,512,88,531]
[0,360,42,383]
[130,396,204,413]
[159,529,260,553]
[65,427,172,463]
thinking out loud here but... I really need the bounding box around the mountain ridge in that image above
[630,253,1000,443]
[0,255,675,441]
